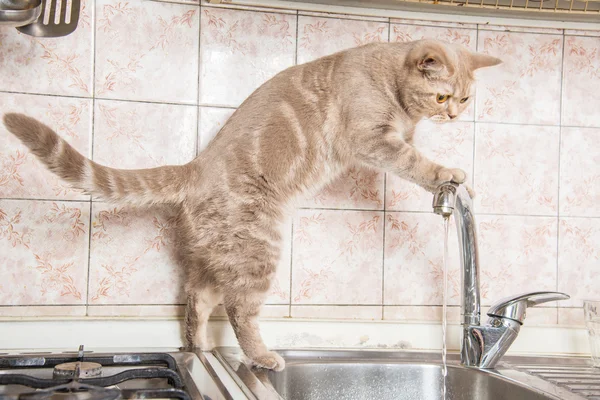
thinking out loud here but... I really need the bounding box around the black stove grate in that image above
[0,347,192,400]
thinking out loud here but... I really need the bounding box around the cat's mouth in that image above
[429,115,450,124]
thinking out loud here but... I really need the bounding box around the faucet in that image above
[432,182,569,369]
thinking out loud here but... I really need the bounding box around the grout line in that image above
[555,35,567,309]
[0,89,201,107]
[202,2,296,15]
[298,206,387,212]
[288,221,294,317]
[0,90,92,101]
[195,4,202,157]
[0,197,92,203]
[94,96,198,107]
[473,26,480,212]
[85,0,99,315]
[0,303,574,308]
[4,88,600,130]
[0,198,596,219]
[198,103,238,110]
[288,12,299,318]
[294,11,299,66]
[392,21,477,31]
[297,11,390,23]
[381,173,387,318]
[476,26,564,36]
[149,0,201,6]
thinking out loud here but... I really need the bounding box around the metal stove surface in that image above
[0,346,210,400]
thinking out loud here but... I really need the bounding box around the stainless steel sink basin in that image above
[214,348,598,400]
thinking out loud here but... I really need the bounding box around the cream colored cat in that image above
[3,39,500,371]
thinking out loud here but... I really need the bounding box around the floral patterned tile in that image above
[474,123,560,216]
[95,0,199,103]
[198,106,236,152]
[558,307,585,326]
[562,36,600,128]
[297,15,388,63]
[558,218,600,308]
[384,212,461,306]
[0,92,91,201]
[391,23,477,49]
[476,215,558,306]
[391,24,477,121]
[560,127,600,217]
[93,100,197,169]
[0,306,86,317]
[0,200,90,306]
[291,306,382,320]
[383,306,460,323]
[386,120,474,212]
[292,210,384,305]
[476,30,562,125]
[199,8,296,107]
[0,0,93,97]
[87,305,184,317]
[88,203,184,305]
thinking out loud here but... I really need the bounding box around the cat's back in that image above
[189,41,413,199]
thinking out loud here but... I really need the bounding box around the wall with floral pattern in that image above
[0,0,598,327]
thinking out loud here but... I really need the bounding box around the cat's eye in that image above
[460,97,469,104]
[436,94,450,104]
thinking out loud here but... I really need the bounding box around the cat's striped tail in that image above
[3,113,192,206]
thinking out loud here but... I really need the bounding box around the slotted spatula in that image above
[17,0,80,37]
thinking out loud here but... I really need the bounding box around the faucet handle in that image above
[487,291,570,324]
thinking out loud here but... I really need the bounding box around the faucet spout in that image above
[432,182,481,328]
[432,183,457,218]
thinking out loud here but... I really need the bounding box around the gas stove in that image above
[0,346,214,400]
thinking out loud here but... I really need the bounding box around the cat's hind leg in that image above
[184,286,223,351]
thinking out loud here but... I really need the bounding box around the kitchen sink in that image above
[213,348,598,400]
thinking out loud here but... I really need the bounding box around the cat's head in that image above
[402,39,501,123]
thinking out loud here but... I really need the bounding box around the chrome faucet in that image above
[432,182,569,369]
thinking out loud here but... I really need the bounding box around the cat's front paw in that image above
[250,351,285,371]
[436,167,467,185]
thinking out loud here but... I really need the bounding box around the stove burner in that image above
[53,362,102,379]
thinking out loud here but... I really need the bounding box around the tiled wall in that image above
[0,0,598,327]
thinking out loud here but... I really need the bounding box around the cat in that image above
[3,39,500,371]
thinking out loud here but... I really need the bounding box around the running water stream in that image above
[441,217,450,399]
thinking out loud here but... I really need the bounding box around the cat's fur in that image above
[3,39,500,371]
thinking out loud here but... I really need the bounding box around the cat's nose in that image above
[448,114,457,120]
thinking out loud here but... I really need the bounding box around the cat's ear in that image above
[412,43,454,78]
[470,53,502,70]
